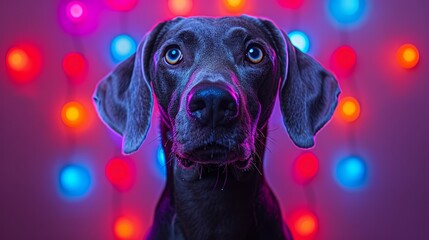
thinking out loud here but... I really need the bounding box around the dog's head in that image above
[94,16,340,172]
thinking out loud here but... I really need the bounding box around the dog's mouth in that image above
[175,144,252,170]
[176,155,252,170]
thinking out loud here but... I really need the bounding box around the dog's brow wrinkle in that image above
[226,27,247,37]
[175,30,199,43]
[223,27,248,44]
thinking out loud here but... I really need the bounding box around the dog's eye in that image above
[246,46,264,64]
[165,48,183,65]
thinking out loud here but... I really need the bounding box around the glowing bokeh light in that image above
[335,156,367,189]
[328,0,366,26]
[106,0,138,11]
[61,101,86,128]
[289,210,319,239]
[7,49,28,71]
[62,52,87,83]
[59,1,98,35]
[59,164,92,198]
[337,96,361,122]
[224,0,246,12]
[277,0,304,9]
[288,30,310,53]
[156,146,167,178]
[110,34,137,63]
[397,43,419,69]
[157,146,166,167]
[66,1,86,22]
[293,152,319,183]
[6,45,42,83]
[114,216,137,239]
[330,45,357,77]
[168,0,193,16]
[105,158,135,192]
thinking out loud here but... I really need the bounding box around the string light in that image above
[293,152,319,183]
[328,0,366,27]
[224,0,246,12]
[110,34,136,63]
[157,147,166,167]
[61,101,86,128]
[337,96,361,122]
[335,156,367,189]
[330,45,357,77]
[105,158,135,192]
[10,1,419,237]
[106,0,138,11]
[6,45,42,83]
[66,1,86,22]
[277,0,304,9]
[156,146,167,178]
[288,30,310,53]
[114,216,137,239]
[59,0,97,35]
[59,164,92,198]
[62,52,87,83]
[7,48,28,71]
[168,0,193,16]
[397,43,419,69]
[289,210,319,239]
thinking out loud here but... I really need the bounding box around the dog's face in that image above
[94,16,340,177]
[151,17,280,170]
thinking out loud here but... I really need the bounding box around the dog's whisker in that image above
[251,161,263,176]
[148,135,162,145]
[212,167,221,191]
[166,152,176,167]
[267,126,280,132]
[221,163,228,191]
[256,128,266,138]
[256,128,276,146]
[253,151,263,164]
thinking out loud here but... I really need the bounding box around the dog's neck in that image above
[156,121,284,239]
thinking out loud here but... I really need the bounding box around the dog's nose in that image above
[187,84,239,127]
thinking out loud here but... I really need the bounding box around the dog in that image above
[94,15,340,240]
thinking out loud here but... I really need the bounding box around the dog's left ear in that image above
[93,22,167,154]
[260,19,341,148]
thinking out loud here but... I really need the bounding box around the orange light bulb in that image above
[168,0,192,15]
[338,96,361,122]
[397,43,419,69]
[61,101,86,128]
[114,217,136,239]
[7,49,29,71]
[224,0,246,12]
[295,213,318,237]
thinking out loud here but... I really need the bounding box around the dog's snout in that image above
[187,84,239,127]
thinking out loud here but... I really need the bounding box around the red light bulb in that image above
[293,152,319,183]
[6,44,42,83]
[105,158,136,192]
[330,45,357,77]
[62,52,87,83]
[278,0,304,9]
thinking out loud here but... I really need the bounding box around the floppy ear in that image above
[261,19,341,148]
[93,23,166,154]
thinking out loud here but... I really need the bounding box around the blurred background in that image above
[1,0,428,239]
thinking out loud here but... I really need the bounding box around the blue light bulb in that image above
[59,164,92,198]
[335,156,367,189]
[288,30,310,53]
[110,34,137,63]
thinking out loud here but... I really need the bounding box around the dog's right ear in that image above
[93,22,167,155]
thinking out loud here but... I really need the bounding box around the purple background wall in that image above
[1,0,428,239]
